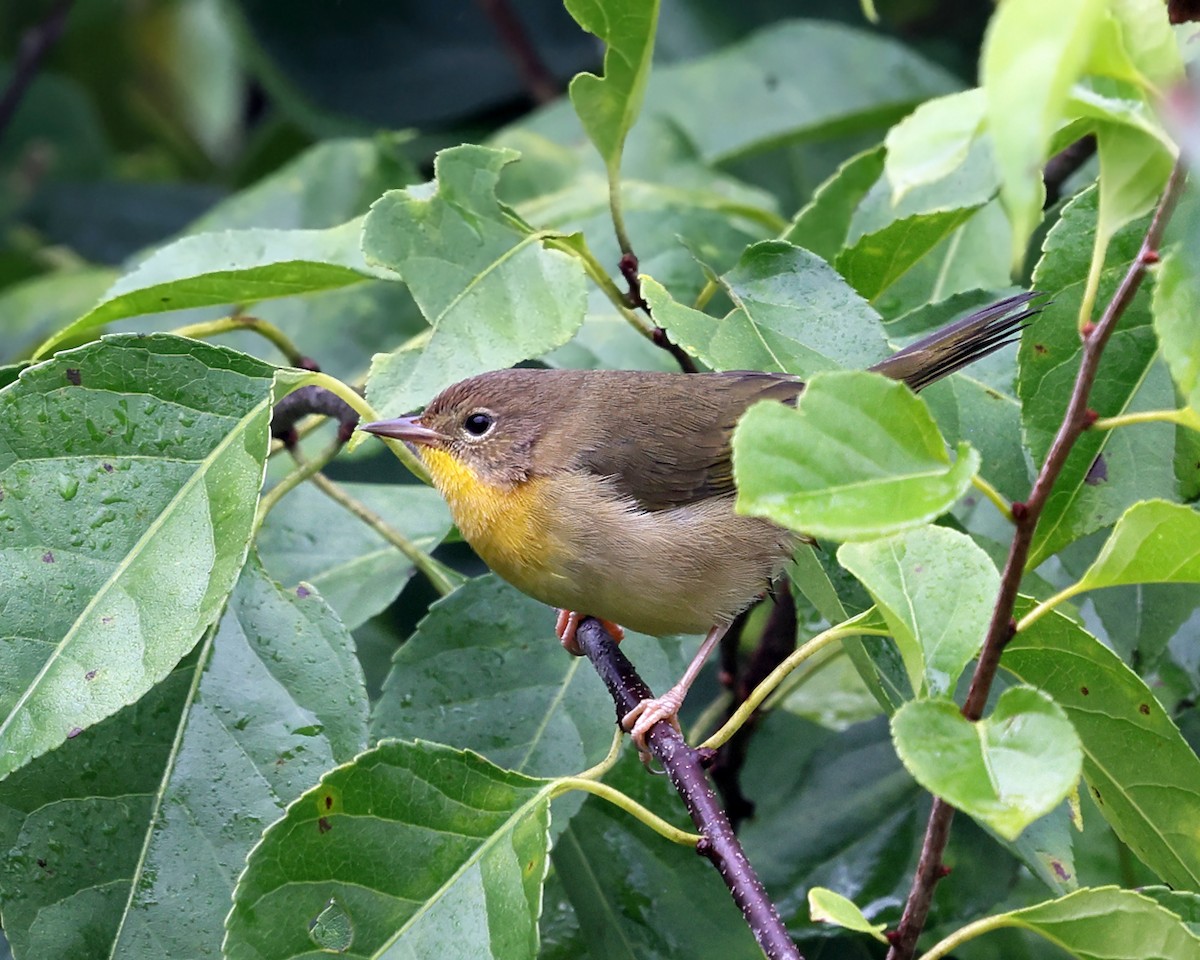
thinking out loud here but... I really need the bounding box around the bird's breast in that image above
[418,447,566,597]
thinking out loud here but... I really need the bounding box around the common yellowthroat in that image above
[362,292,1038,748]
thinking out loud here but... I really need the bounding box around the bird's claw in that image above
[555,609,624,656]
[622,688,684,758]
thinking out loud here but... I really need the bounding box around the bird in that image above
[360,292,1038,750]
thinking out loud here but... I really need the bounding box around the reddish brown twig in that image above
[474,0,559,104]
[0,0,73,142]
[574,617,802,960]
[886,158,1189,960]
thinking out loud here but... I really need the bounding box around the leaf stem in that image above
[172,315,308,367]
[1016,584,1083,633]
[916,914,1009,960]
[549,777,701,845]
[608,167,635,258]
[701,616,890,751]
[307,471,462,597]
[255,439,341,531]
[970,474,1013,522]
[1092,408,1199,431]
[885,156,1189,960]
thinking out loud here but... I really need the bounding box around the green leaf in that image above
[1154,242,1200,412]
[256,482,452,630]
[807,888,888,942]
[1071,500,1200,592]
[1095,121,1175,251]
[972,886,1200,959]
[1004,605,1200,889]
[837,205,984,304]
[0,268,117,365]
[224,740,550,960]
[372,575,657,779]
[1096,0,1183,88]
[891,687,1083,841]
[33,220,383,359]
[837,526,999,697]
[883,89,986,203]
[1021,185,1173,567]
[0,557,368,958]
[981,0,1105,262]
[648,21,957,165]
[784,145,886,262]
[733,371,980,541]
[362,144,587,415]
[565,0,660,173]
[0,335,274,779]
[647,240,889,375]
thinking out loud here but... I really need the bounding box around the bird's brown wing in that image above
[571,371,802,511]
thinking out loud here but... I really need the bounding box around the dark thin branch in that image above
[574,618,802,960]
[0,0,73,143]
[1043,135,1097,208]
[271,384,360,447]
[475,0,558,104]
[619,252,699,373]
[711,586,798,829]
[886,158,1189,960]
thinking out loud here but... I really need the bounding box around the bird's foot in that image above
[555,609,624,656]
[622,686,685,755]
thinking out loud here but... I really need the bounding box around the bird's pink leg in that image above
[622,622,729,752]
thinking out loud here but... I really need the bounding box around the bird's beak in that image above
[359,415,442,446]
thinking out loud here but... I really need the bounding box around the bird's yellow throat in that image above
[417,446,561,594]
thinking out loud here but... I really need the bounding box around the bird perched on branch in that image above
[361,292,1038,751]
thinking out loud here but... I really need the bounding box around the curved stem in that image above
[548,777,701,846]
[917,914,1010,960]
[575,727,626,782]
[701,618,890,751]
[1016,582,1084,633]
[545,233,657,337]
[255,440,341,531]
[308,472,462,597]
[970,474,1013,522]
[608,168,635,258]
[1092,408,1199,431]
[172,315,308,366]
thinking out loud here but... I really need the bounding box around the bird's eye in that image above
[462,411,494,437]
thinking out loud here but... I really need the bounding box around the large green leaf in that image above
[981,0,1105,262]
[1154,241,1200,413]
[256,482,452,631]
[0,335,275,779]
[371,575,652,779]
[648,240,888,375]
[1004,606,1200,889]
[33,220,384,359]
[1021,186,1173,568]
[224,740,550,960]
[0,268,117,365]
[953,886,1200,959]
[647,21,958,165]
[0,557,368,958]
[891,686,1082,841]
[785,146,886,262]
[565,0,659,175]
[1070,500,1200,593]
[362,144,587,416]
[838,526,999,697]
[733,371,979,541]
[883,89,986,203]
